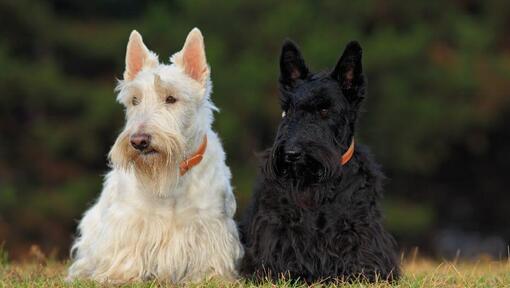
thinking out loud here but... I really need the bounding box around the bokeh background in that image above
[1,0,510,261]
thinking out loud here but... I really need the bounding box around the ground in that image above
[1,257,509,288]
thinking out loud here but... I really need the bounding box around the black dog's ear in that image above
[280,40,309,88]
[331,41,365,105]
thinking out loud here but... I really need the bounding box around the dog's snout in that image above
[130,133,151,151]
[284,149,303,162]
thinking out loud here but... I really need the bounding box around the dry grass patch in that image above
[1,258,509,287]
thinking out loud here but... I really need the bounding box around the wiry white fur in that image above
[67,29,243,284]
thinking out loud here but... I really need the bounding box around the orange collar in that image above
[179,135,207,176]
[340,139,355,165]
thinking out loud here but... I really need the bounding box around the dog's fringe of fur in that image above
[241,145,400,283]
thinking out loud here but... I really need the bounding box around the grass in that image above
[1,248,509,287]
[2,260,509,287]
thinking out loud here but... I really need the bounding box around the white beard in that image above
[67,131,243,283]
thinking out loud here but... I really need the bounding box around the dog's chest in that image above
[102,203,213,270]
[278,205,339,233]
[261,191,361,241]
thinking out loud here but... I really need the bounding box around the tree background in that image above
[1,0,509,260]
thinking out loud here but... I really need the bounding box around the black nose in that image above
[284,149,302,162]
[130,133,151,151]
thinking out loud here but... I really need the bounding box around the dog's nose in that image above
[284,149,303,162]
[130,133,151,151]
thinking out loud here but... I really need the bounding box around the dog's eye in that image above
[319,108,328,118]
[131,97,140,106]
[282,111,286,118]
[165,95,177,104]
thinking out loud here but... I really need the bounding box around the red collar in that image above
[341,139,355,165]
[179,136,207,176]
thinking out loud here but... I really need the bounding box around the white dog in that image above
[67,28,243,283]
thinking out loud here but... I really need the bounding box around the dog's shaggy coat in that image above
[240,40,400,283]
[68,29,243,283]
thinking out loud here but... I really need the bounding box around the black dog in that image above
[240,40,400,283]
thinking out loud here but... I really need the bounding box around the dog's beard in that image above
[109,130,184,197]
[265,143,341,184]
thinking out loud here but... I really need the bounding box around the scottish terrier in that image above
[68,28,243,283]
[240,40,400,283]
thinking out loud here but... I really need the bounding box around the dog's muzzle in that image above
[273,145,323,180]
[130,133,151,152]
[283,148,303,163]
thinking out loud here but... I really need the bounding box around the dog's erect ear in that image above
[332,41,365,105]
[124,30,158,81]
[172,28,209,85]
[279,40,309,88]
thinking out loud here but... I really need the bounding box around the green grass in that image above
[1,258,510,288]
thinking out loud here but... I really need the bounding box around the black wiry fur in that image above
[240,40,400,283]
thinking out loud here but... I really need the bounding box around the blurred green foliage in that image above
[0,0,510,258]
[0,243,7,266]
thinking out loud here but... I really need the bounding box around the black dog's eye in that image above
[165,95,177,104]
[131,96,140,106]
[319,108,328,118]
[282,111,287,118]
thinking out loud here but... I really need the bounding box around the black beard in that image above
[264,145,342,185]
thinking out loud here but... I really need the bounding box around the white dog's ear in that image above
[124,30,158,81]
[172,28,209,84]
